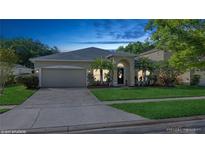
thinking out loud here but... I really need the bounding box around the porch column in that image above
[113,68,118,86]
[129,60,135,86]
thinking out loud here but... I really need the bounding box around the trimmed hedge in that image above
[15,74,39,89]
[191,74,200,86]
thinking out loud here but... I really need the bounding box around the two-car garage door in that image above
[41,67,86,88]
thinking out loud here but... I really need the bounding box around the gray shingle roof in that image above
[108,51,137,57]
[31,47,112,61]
[30,47,136,62]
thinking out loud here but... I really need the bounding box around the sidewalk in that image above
[103,96,205,104]
[0,105,16,110]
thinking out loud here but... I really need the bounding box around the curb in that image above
[69,115,205,133]
[1,115,205,134]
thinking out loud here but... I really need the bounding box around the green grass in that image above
[0,85,36,105]
[111,99,205,119]
[91,86,205,101]
[0,109,10,114]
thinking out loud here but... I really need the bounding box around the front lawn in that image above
[111,99,205,119]
[91,86,205,101]
[0,85,36,105]
[0,109,10,114]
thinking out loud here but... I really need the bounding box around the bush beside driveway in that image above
[91,86,205,101]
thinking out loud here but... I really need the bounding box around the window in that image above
[146,70,150,76]
[137,70,150,81]
[117,63,124,68]
[93,69,109,81]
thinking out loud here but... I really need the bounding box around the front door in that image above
[117,68,124,84]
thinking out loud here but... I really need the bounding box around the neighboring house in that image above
[30,47,136,88]
[30,47,205,88]
[139,49,205,86]
[12,64,32,76]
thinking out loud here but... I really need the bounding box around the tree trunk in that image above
[0,83,5,94]
[142,69,146,86]
[100,69,103,84]
[0,69,4,94]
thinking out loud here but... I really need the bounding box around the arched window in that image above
[117,63,124,68]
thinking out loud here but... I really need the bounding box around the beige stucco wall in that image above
[140,50,172,62]
[177,71,191,85]
[34,61,92,69]
[178,70,205,86]
[140,50,165,61]
[194,70,205,86]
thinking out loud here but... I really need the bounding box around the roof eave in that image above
[30,59,94,63]
[106,54,136,58]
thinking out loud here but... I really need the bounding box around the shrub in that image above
[104,72,113,86]
[87,72,95,86]
[15,74,39,89]
[156,61,179,87]
[5,75,16,86]
[147,75,157,86]
[191,74,200,86]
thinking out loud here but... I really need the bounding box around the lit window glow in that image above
[137,70,150,80]
[93,69,109,81]
[146,70,150,76]
[117,63,124,68]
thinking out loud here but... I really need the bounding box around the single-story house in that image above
[12,64,33,76]
[31,47,205,88]
[31,47,136,88]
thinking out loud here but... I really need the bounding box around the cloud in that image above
[115,30,145,39]
[92,19,149,40]
[70,41,136,44]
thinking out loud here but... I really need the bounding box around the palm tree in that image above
[135,57,155,78]
[135,57,156,86]
[91,58,114,84]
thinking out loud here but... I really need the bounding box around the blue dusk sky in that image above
[0,19,151,51]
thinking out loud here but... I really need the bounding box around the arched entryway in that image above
[117,59,130,86]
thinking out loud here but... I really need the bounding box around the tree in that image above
[90,58,114,84]
[116,41,155,54]
[117,46,125,52]
[0,48,18,94]
[0,38,59,68]
[146,19,205,71]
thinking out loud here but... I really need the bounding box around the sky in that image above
[0,19,151,51]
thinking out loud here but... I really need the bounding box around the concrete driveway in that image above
[0,88,146,131]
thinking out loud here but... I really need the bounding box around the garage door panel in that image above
[41,68,86,88]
